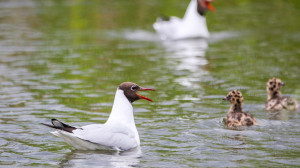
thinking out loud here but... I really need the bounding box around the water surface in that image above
[0,0,300,167]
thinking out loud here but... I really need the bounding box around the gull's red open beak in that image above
[205,2,215,12]
[136,88,155,102]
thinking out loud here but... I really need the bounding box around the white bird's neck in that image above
[106,89,140,145]
[106,89,135,125]
[180,0,209,38]
[184,0,205,21]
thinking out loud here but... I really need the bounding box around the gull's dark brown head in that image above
[223,90,244,104]
[197,0,215,16]
[266,77,284,99]
[118,82,155,103]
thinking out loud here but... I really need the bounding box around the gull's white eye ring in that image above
[131,85,138,91]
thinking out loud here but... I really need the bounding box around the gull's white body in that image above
[153,0,209,40]
[51,89,140,151]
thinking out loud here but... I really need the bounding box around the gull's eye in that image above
[131,85,138,91]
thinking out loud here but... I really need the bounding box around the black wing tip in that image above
[42,118,77,133]
[40,118,58,128]
[51,118,58,123]
[40,122,55,128]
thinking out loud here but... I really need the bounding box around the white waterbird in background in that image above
[153,0,215,40]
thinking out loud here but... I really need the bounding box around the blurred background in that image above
[0,0,299,167]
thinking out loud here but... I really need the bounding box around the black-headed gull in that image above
[153,0,215,40]
[42,82,154,151]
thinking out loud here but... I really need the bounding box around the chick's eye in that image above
[131,85,138,91]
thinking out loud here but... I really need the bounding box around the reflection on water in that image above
[0,0,300,167]
[162,38,208,89]
[59,148,141,168]
[123,30,160,42]
[267,110,298,120]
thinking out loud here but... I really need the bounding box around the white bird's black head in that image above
[197,0,215,16]
[118,82,155,103]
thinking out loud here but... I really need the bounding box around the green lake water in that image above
[0,0,300,167]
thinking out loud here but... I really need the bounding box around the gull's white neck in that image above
[106,89,135,125]
[180,0,209,38]
[184,0,201,20]
[106,89,140,145]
